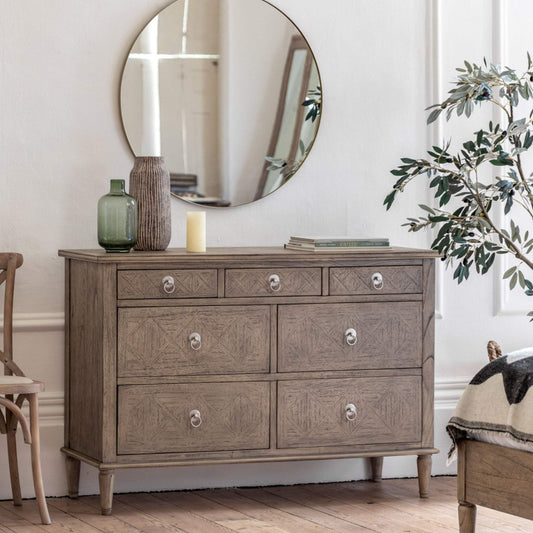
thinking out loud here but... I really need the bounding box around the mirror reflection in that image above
[120,0,321,207]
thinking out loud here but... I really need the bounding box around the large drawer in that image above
[117,269,218,299]
[225,268,321,297]
[277,376,421,448]
[278,302,422,372]
[329,266,423,295]
[118,382,270,454]
[118,306,270,376]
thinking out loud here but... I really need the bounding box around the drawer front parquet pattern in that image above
[118,306,271,376]
[118,382,270,454]
[330,266,423,295]
[278,302,422,372]
[225,268,321,297]
[117,269,218,299]
[277,376,421,448]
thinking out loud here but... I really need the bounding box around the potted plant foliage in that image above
[385,56,533,317]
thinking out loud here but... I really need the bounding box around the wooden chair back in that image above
[0,253,24,377]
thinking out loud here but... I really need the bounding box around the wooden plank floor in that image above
[1,476,533,532]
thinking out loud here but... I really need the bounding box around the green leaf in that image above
[439,192,452,206]
[419,204,435,214]
[482,253,496,274]
[427,108,442,124]
[465,99,474,118]
[384,191,397,210]
[503,266,517,279]
[519,270,526,289]
[390,169,406,176]
[505,195,513,214]
[463,141,476,152]
[484,242,500,251]
[519,83,529,99]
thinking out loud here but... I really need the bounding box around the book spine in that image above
[313,241,389,248]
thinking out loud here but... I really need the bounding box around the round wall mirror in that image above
[120,0,322,207]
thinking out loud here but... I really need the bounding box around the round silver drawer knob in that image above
[344,328,357,346]
[345,403,357,422]
[190,409,202,428]
[189,332,202,350]
[268,274,281,292]
[371,272,384,290]
[162,275,176,294]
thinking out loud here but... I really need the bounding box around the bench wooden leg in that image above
[458,501,476,533]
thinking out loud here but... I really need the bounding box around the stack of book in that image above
[285,236,390,251]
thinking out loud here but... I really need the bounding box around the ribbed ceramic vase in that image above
[129,156,171,251]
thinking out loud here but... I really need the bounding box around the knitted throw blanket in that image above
[447,348,533,463]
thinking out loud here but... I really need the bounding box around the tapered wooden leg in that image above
[370,456,383,482]
[6,407,22,506]
[458,501,476,533]
[66,456,81,499]
[28,394,51,525]
[417,454,432,498]
[99,469,115,516]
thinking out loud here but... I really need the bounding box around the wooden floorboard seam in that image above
[1,477,533,532]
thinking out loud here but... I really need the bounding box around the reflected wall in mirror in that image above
[120,0,321,207]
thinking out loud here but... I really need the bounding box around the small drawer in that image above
[329,266,423,295]
[278,302,422,372]
[118,306,270,377]
[117,269,218,299]
[118,382,270,454]
[225,268,321,297]
[277,376,421,448]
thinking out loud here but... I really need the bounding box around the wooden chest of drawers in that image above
[59,247,437,515]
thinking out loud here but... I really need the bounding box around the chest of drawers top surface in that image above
[58,246,439,263]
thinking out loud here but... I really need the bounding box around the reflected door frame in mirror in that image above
[255,34,316,200]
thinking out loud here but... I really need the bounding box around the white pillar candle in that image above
[186,211,206,252]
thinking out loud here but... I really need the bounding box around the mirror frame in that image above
[119,0,323,208]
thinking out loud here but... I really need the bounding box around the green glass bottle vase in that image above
[97,179,138,253]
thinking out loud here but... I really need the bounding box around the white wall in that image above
[0,0,532,499]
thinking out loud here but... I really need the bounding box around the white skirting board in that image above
[0,380,465,499]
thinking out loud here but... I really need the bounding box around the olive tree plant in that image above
[385,57,533,317]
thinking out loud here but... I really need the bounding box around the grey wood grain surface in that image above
[277,376,421,448]
[61,247,437,514]
[278,302,422,372]
[118,269,218,299]
[117,306,270,376]
[118,382,270,454]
